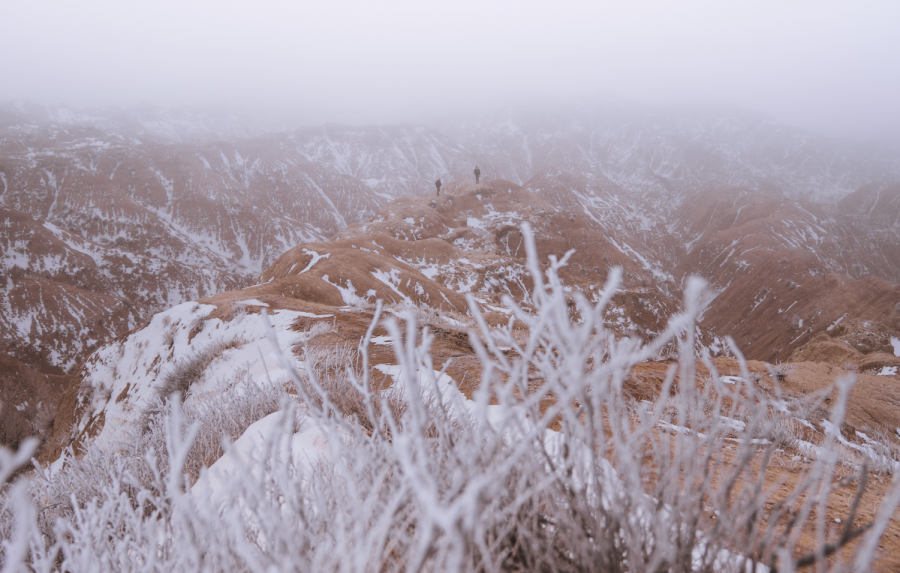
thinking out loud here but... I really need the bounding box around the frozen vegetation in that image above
[2,225,900,571]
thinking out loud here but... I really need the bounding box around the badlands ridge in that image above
[3,102,900,568]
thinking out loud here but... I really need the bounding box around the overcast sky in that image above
[2,0,898,142]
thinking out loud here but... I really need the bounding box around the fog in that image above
[2,0,899,142]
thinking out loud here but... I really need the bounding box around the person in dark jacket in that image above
[435,178,441,196]
[474,166,481,184]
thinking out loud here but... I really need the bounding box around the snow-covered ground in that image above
[4,226,899,571]
[74,300,332,449]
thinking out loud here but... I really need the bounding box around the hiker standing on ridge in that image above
[435,178,441,196]
[474,165,481,184]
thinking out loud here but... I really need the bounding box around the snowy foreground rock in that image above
[68,299,329,454]
[2,225,900,572]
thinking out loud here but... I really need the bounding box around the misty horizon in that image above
[4,96,899,151]
[2,1,899,144]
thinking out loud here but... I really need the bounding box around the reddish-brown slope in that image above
[838,181,900,227]
[255,179,679,339]
[0,207,245,372]
[0,353,71,449]
[258,235,470,313]
[0,137,372,272]
[707,270,900,362]
[671,186,900,361]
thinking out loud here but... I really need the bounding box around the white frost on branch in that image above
[2,223,899,572]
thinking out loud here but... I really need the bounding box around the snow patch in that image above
[321,274,365,306]
[827,313,848,332]
[192,411,329,502]
[298,249,330,274]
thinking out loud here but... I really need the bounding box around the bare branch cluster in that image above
[1,223,899,571]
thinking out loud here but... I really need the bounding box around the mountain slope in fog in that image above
[440,103,900,203]
[2,100,900,376]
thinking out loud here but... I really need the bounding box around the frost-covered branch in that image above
[2,223,899,572]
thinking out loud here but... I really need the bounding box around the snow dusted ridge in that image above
[439,103,900,204]
[1,209,245,371]
[285,123,482,200]
[3,101,900,373]
[5,225,898,571]
[0,101,280,145]
[260,178,678,343]
[0,105,379,369]
[71,299,330,450]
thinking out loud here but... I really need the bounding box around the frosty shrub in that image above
[0,436,39,565]
[297,341,407,436]
[3,223,900,571]
[769,362,797,383]
[20,369,287,544]
[0,400,33,451]
[305,319,336,339]
[168,366,287,480]
[161,323,177,347]
[156,337,246,401]
[140,337,247,431]
[411,304,442,329]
